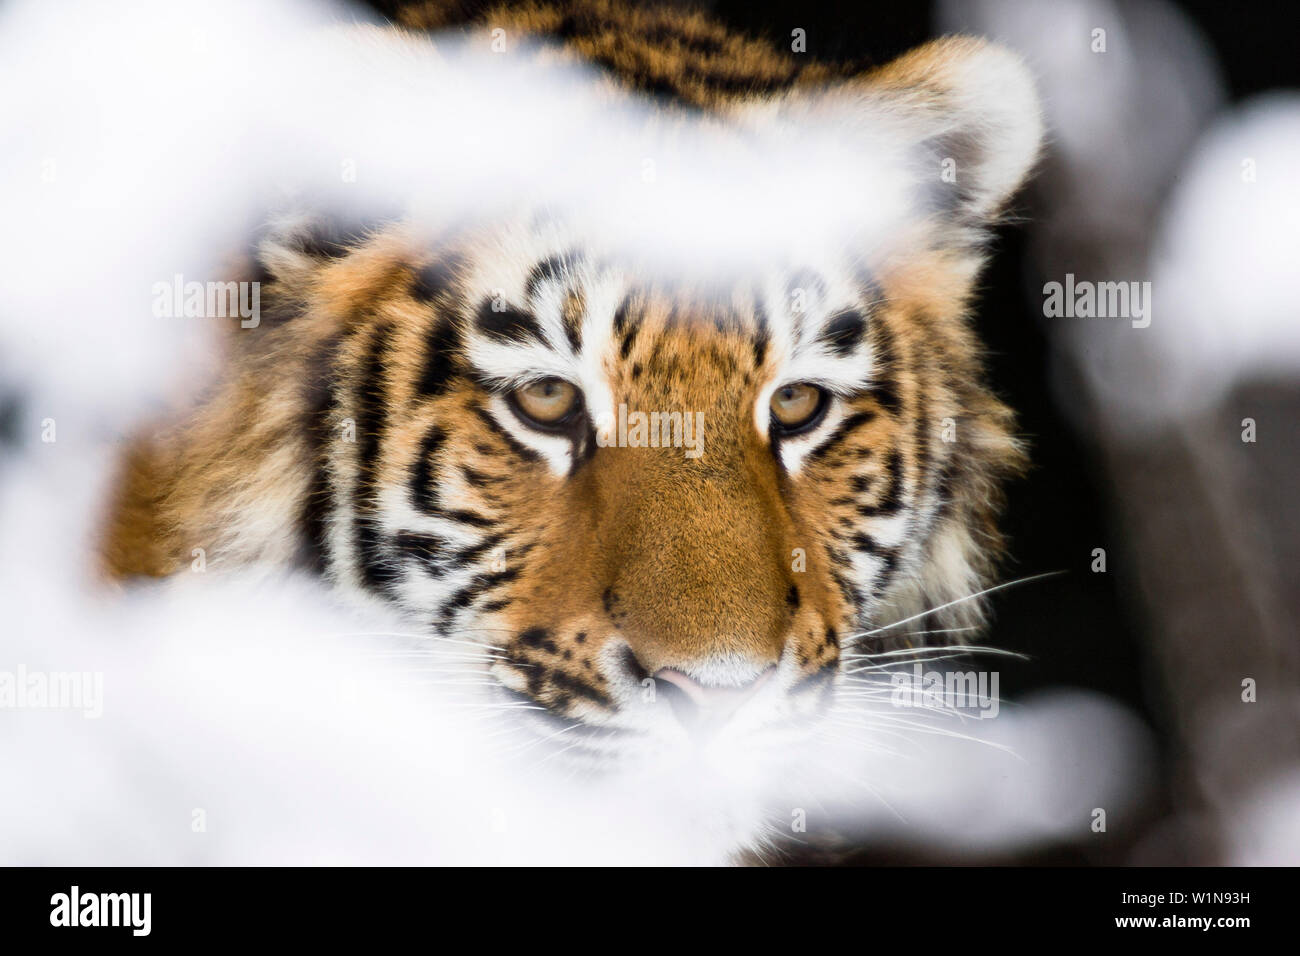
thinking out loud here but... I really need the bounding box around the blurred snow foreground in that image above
[0,0,1153,864]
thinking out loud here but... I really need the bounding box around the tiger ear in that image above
[861,36,1044,220]
[254,208,398,291]
[255,212,337,291]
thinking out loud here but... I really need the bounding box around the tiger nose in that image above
[653,667,773,734]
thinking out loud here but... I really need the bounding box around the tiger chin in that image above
[101,2,1040,805]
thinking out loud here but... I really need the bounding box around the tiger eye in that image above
[770,383,824,430]
[513,378,579,425]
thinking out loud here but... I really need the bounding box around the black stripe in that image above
[431,507,497,528]
[850,532,881,554]
[518,627,558,655]
[412,255,463,304]
[282,213,386,261]
[869,318,902,414]
[614,297,639,360]
[850,474,874,495]
[548,669,613,708]
[875,547,902,592]
[393,531,451,577]
[436,565,522,629]
[819,309,866,356]
[353,323,399,595]
[525,252,583,299]
[474,298,543,344]
[460,464,501,487]
[913,376,933,502]
[618,320,639,360]
[472,405,543,464]
[409,463,498,526]
[416,317,463,397]
[858,450,904,517]
[636,22,726,56]
[452,532,507,566]
[395,530,508,579]
[805,409,877,466]
[933,463,957,519]
[296,332,347,573]
[561,293,584,355]
[830,567,860,609]
[408,423,446,513]
[752,299,770,368]
[612,296,632,336]
[603,55,801,100]
[850,532,902,582]
[525,256,563,298]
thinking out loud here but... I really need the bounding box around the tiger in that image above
[101,0,1041,763]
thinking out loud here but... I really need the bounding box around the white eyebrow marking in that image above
[752,262,879,443]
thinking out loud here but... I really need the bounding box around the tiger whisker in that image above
[842,643,1028,662]
[844,570,1066,644]
[824,712,1021,754]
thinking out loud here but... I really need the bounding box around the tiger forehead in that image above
[459,246,878,364]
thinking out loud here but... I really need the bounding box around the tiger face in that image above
[231,209,1022,765]
[103,28,1041,770]
[346,231,872,734]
